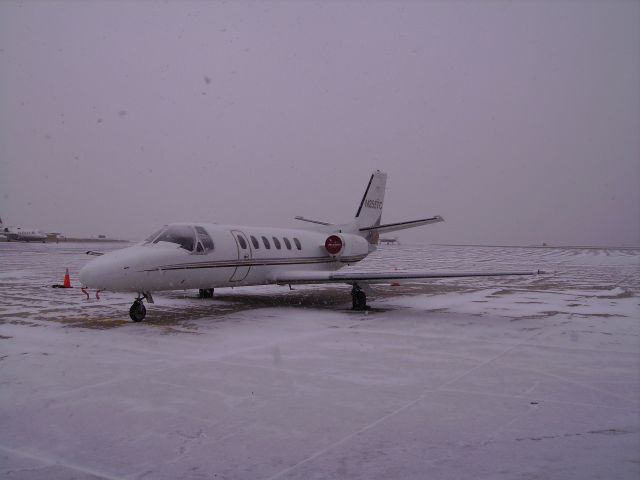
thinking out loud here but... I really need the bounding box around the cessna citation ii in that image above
[79,171,541,322]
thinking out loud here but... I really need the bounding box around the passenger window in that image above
[237,235,247,249]
[262,236,271,249]
[250,236,259,249]
[196,242,204,253]
[283,237,292,250]
[294,238,302,250]
[272,237,281,249]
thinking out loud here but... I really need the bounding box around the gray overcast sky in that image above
[1,0,638,246]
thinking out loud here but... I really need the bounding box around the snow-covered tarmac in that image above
[1,242,638,479]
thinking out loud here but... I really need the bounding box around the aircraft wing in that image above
[275,269,544,285]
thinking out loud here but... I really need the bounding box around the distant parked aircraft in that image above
[79,171,542,321]
[0,217,48,242]
[379,237,399,245]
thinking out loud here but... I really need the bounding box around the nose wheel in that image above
[129,300,146,322]
[129,292,153,322]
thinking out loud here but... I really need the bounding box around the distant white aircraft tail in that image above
[295,170,444,246]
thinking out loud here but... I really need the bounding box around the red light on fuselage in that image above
[325,235,343,255]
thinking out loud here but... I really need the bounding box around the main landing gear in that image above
[198,288,214,299]
[351,283,370,311]
[129,292,154,322]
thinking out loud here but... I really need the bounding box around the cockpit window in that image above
[194,226,214,251]
[144,227,165,243]
[152,225,195,251]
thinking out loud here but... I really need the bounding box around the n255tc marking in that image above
[79,171,541,322]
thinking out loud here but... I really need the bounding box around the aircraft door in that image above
[230,230,252,282]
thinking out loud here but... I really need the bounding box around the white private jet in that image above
[79,171,541,321]
[0,217,48,242]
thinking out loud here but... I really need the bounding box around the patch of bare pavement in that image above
[0,242,638,479]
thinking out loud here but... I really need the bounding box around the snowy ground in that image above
[0,242,638,479]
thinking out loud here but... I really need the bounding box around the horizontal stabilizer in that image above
[276,269,544,285]
[294,216,333,226]
[359,215,444,234]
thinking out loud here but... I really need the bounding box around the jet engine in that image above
[324,233,369,259]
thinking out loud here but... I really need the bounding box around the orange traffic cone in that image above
[63,268,71,288]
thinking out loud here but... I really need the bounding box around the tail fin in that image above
[346,170,444,246]
[353,170,387,243]
[296,170,442,246]
[355,171,387,229]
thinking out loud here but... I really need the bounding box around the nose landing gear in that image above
[129,300,146,322]
[129,292,154,322]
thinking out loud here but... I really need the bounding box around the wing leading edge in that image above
[276,269,545,285]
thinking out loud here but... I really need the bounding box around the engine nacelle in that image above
[324,233,369,259]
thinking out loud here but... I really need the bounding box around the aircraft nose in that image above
[79,246,145,291]
[79,260,100,288]
[79,255,122,289]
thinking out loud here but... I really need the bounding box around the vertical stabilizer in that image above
[353,170,387,243]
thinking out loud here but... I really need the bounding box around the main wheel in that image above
[129,300,146,322]
[352,289,368,310]
[198,288,214,299]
